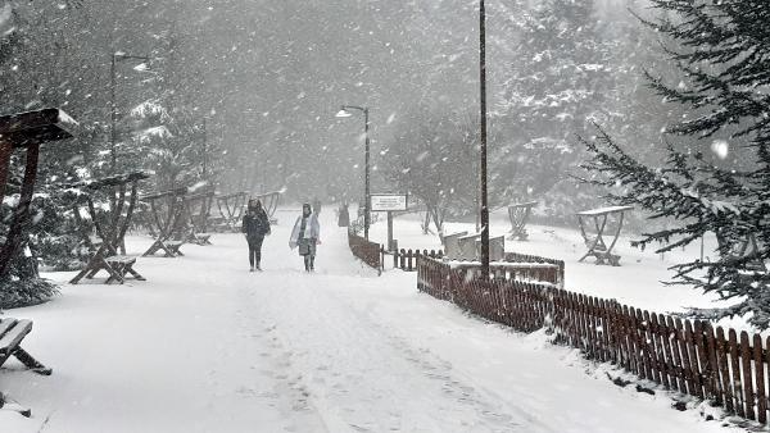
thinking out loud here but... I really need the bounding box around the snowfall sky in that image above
[127,0,632,197]
[1,0,652,200]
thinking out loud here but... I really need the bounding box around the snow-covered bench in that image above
[103,255,144,284]
[0,318,51,375]
[165,240,185,256]
[70,247,145,285]
[187,232,212,246]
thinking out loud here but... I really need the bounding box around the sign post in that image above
[370,194,407,251]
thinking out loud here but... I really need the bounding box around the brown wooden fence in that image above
[504,252,565,288]
[347,230,382,273]
[388,248,443,271]
[417,255,770,424]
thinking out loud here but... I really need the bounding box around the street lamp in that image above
[479,0,490,278]
[335,105,371,240]
[111,51,150,172]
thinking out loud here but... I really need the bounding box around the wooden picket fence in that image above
[389,248,443,271]
[347,230,382,273]
[503,252,565,288]
[417,255,770,424]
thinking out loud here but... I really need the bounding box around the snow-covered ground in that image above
[368,209,752,333]
[0,208,743,432]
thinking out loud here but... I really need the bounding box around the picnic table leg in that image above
[169,244,184,257]
[125,265,146,281]
[578,215,600,262]
[103,261,125,284]
[603,211,626,266]
[69,267,91,284]
[143,239,173,257]
[13,347,52,375]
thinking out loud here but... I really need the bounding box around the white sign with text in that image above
[371,194,407,212]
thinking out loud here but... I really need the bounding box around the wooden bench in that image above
[187,232,212,246]
[166,240,184,257]
[0,318,50,375]
[143,239,185,258]
[103,255,145,284]
[71,245,145,285]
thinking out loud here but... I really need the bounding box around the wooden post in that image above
[0,141,13,200]
[0,143,40,276]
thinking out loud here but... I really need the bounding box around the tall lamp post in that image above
[479,0,490,278]
[335,105,371,240]
[111,51,150,172]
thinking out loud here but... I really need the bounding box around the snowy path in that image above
[1,209,737,432]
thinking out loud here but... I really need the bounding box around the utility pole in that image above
[202,117,208,179]
[479,0,490,278]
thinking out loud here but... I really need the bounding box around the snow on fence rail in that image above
[503,251,565,288]
[417,255,770,425]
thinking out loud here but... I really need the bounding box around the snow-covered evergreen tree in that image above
[493,0,619,222]
[582,0,770,328]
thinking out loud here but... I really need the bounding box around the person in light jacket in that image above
[289,203,321,272]
[242,199,271,271]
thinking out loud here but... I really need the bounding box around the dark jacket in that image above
[242,210,270,239]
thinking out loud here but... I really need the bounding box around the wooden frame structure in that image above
[718,233,767,273]
[141,187,188,257]
[69,172,149,284]
[0,109,73,395]
[0,109,76,277]
[215,191,248,232]
[252,190,281,223]
[0,318,51,375]
[183,190,214,245]
[507,201,537,241]
[577,205,633,266]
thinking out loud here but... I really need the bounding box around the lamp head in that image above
[335,108,353,118]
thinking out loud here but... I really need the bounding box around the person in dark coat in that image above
[242,198,271,271]
[337,202,349,227]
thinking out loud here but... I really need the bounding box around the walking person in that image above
[289,203,321,272]
[242,198,271,271]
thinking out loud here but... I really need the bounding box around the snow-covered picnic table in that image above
[577,205,634,266]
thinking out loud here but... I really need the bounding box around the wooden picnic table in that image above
[141,187,188,257]
[718,232,767,272]
[183,190,215,245]
[69,172,149,284]
[252,190,282,223]
[507,201,537,241]
[215,191,248,232]
[577,205,633,266]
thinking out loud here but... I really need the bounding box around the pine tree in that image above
[582,0,770,328]
[494,0,618,221]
